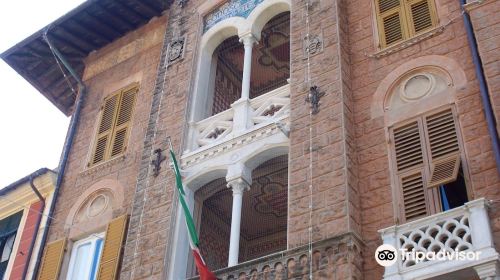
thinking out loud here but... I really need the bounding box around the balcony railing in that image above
[187,233,362,280]
[379,198,499,280]
[187,84,290,153]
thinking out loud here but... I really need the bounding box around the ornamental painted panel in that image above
[203,0,266,32]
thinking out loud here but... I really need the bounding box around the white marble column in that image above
[231,33,258,135]
[227,179,249,266]
[239,33,257,100]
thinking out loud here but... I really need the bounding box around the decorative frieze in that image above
[203,0,266,32]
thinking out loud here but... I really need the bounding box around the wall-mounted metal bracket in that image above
[305,85,325,114]
[151,148,166,177]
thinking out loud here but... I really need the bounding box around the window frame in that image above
[88,83,138,167]
[375,0,439,48]
[66,233,105,280]
[389,106,471,223]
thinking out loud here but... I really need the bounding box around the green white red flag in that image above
[169,145,217,280]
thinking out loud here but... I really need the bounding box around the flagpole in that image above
[166,136,174,151]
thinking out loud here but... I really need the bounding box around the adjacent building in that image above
[0,168,56,280]
[1,0,499,279]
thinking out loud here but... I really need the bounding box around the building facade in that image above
[0,169,56,280]
[1,0,499,279]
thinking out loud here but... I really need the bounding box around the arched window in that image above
[193,155,288,276]
[381,66,470,222]
[249,11,290,98]
[208,12,290,117]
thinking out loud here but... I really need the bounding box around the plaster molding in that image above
[371,55,467,119]
[181,121,288,168]
[65,179,125,239]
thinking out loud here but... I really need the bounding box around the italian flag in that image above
[169,145,217,280]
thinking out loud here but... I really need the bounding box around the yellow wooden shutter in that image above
[424,109,461,188]
[392,121,428,220]
[97,215,129,280]
[377,0,405,47]
[110,85,137,158]
[37,239,66,280]
[406,0,435,34]
[91,94,119,166]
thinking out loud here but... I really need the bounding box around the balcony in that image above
[379,198,499,280]
[182,84,290,167]
[187,233,363,280]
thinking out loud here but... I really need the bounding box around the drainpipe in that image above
[31,33,87,280]
[459,0,500,175]
[21,175,46,280]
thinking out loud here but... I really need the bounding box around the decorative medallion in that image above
[167,36,186,65]
[203,0,266,32]
[400,74,435,102]
[303,34,323,57]
[86,194,109,218]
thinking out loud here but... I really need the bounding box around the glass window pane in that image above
[69,242,91,280]
[1,234,16,262]
[89,238,103,280]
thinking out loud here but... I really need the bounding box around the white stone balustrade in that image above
[188,84,290,152]
[379,198,499,280]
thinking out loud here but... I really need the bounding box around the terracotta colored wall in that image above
[345,0,500,278]
[10,201,44,280]
[468,1,500,135]
[42,14,169,280]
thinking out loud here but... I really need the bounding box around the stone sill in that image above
[79,154,126,177]
[370,25,447,59]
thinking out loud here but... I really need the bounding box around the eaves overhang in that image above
[1,0,173,116]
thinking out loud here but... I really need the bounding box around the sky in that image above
[0,0,86,187]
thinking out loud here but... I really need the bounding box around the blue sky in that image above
[0,0,85,187]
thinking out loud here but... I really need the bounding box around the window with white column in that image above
[204,12,290,119]
[192,155,288,276]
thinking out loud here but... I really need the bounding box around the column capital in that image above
[239,32,258,47]
[227,178,251,195]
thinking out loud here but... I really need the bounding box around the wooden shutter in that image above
[407,0,435,34]
[37,239,66,280]
[89,83,138,167]
[392,121,428,220]
[377,0,405,47]
[393,121,424,171]
[400,170,428,220]
[91,94,119,166]
[110,85,137,158]
[97,215,129,280]
[425,109,461,188]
